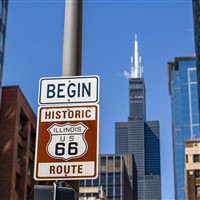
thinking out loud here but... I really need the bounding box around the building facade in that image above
[168,57,200,200]
[0,0,8,102]
[80,154,137,200]
[185,139,200,200]
[0,86,36,200]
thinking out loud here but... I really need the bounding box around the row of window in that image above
[80,172,121,187]
[185,154,200,163]
[15,109,36,197]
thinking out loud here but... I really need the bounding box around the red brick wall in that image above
[0,86,36,200]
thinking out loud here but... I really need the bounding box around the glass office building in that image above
[192,0,200,109]
[115,77,161,200]
[0,0,8,103]
[80,154,137,200]
[193,0,200,66]
[168,57,200,200]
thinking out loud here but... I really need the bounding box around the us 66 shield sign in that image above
[34,104,99,181]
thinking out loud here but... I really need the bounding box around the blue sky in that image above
[3,0,195,199]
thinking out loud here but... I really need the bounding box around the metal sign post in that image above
[61,0,83,194]
[34,0,83,199]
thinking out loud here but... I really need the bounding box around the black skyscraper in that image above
[115,36,161,200]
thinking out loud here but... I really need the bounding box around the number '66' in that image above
[55,142,78,156]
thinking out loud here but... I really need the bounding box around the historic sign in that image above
[34,104,99,180]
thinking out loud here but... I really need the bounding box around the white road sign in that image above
[38,75,99,105]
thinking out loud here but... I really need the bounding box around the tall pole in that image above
[62,0,82,76]
[62,0,83,198]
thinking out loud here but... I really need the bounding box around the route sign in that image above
[34,104,99,181]
[38,75,99,105]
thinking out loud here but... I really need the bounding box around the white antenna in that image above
[131,33,143,78]
[131,56,134,77]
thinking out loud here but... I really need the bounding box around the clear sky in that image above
[3,0,195,199]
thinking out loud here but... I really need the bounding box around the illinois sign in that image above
[34,104,99,181]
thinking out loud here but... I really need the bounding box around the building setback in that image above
[0,86,37,200]
[167,57,200,200]
[80,154,137,200]
[115,36,161,200]
[185,139,200,200]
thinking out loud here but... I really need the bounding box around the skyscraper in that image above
[0,0,8,103]
[115,35,161,200]
[167,57,200,200]
[192,0,200,111]
[193,0,200,60]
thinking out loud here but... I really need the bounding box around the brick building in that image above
[0,86,36,200]
[185,139,200,200]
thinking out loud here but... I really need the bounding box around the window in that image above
[80,180,85,187]
[86,180,91,186]
[115,172,121,185]
[185,155,188,163]
[115,157,120,171]
[92,193,98,198]
[195,170,200,178]
[101,157,106,172]
[93,178,99,186]
[17,144,23,163]
[19,109,28,139]
[28,159,34,177]
[108,159,113,171]
[30,128,36,152]
[193,154,200,162]
[100,173,106,186]
[108,173,113,185]
[101,157,106,164]
[115,185,121,196]
[27,186,32,200]
[108,156,113,160]
[15,173,21,192]
[108,186,113,197]
[196,186,200,195]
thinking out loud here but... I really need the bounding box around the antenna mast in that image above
[131,33,143,78]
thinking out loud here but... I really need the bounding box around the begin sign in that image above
[34,104,99,180]
[38,76,99,105]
